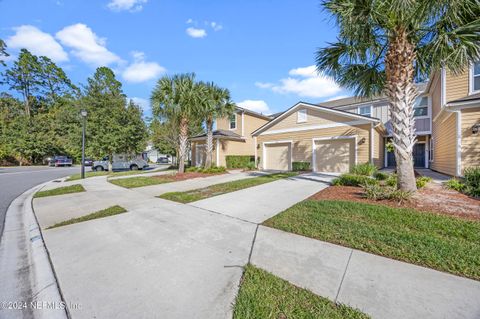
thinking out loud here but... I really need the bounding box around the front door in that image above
[413,143,425,168]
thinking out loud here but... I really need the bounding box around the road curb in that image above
[0,182,68,319]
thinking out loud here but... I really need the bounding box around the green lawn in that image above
[108,175,176,188]
[264,200,480,280]
[66,168,172,181]
[233,265,369,319]
[159,172,297,203]
[47,205,127,229]
[34,184,85,198]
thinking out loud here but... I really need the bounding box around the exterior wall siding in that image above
[431,111,457,176]
[461,108,480,173]
[257,124,371,170]
[372,127,384,168]
[446,69,469,103]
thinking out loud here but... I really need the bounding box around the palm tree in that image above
[316,0,480,191]
[151,73,203,173]
[199,82,236,168]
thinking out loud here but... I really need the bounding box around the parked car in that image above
[156,156,171,164]
[49,155,73,167]
[84,158,94,166]
[92,154,149,172]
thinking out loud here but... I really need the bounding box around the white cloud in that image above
[186,18,194,24]
[6,25,68,62]
[122,51,165,82]
[210,22,223,31]
[186,27,207,38]
[257,65,342,99]
[107,0,147,12]
[56,23,121,66]
[237,100,271,114]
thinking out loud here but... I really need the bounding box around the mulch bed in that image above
[152,172,223,181]
[310,184,480,221]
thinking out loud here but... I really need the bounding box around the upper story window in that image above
[472,61,480,93]
[414,96,429,117]
[229,114,236,129]
[358,105,371,117]
[297,109,307,123]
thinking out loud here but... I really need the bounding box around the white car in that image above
[92,154,149,172]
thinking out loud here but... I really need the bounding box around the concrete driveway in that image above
[43,198,256,319]
[190,174,329,223]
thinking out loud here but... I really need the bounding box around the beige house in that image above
[191,63,479,176]
[191,107,271,167]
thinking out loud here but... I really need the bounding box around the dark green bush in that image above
[374,172,389,181]
[244,162,256,170]
[185,166,226,174]
[292,161,310,171]
[386,173,397,187]
[350,163,377,176]
[332,174,378,186]
[416,176,432,189]
[464,167,480,197]
[226,155,255,169]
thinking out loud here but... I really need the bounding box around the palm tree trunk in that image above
[178,117,188,173]
[385,28,417,192]
[205,117,214,168]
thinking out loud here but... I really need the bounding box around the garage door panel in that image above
[314,139,354,173]
[265,143,290,170]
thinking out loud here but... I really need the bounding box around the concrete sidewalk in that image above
[190,174,328,223]
[251,226,480,319]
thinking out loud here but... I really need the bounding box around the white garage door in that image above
[265,143,291,170]
[314,138,355,173]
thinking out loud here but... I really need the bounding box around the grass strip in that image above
[47,205,127,229]
[264,199,480,280]
[66,168,172,181]
[34,184,85,198]
[159,172,297,203]
[233,264,369,319]
[108,175,176,188]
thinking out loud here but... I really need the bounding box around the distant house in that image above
[145,142,173,164]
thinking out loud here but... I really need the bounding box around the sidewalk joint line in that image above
[247,224,260,264]
[187,204,257,225]
[335,249,353,303]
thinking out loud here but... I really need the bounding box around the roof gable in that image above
[252,102,380,136]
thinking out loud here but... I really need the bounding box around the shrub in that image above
[350,163,377,176]
[185,166,226,174]
[416,176,432,189]
[362,183,412,203]
[244,162,256,170]
[445,178,465,192]
[332,173,378,187]
[186,166,200,173]
[464,167,480,197]
[374,172,389,181]
[226,155,255,169]
[386,173,397,187]
[292,161,310,171]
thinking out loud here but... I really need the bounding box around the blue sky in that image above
[0,0,349,117]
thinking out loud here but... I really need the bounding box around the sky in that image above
[0,0,350,117]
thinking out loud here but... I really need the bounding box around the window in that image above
[429,138,434,162]
[359,105,371,117]
[414,96,429,117]
[297,109,307,123]
[229,114,236,129]
[472,61,480,92]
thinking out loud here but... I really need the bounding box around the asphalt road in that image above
[0,165,78,240]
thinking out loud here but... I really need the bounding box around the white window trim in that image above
[358,105,372,117]
[262,140,293,171]
[469,61,480,95]
[311,135,358,172]
[413,95,431,119]
[229,113,237,130]
[297,109,307,123]
[259,120,372,136]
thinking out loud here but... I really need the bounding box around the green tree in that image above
[37,56,79,103]
[0,39,9,67]
[2,49,42,116]
[316,0,480,191]
[151,73,204,173]
[120,99,148,155]
[199,82,236,168]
